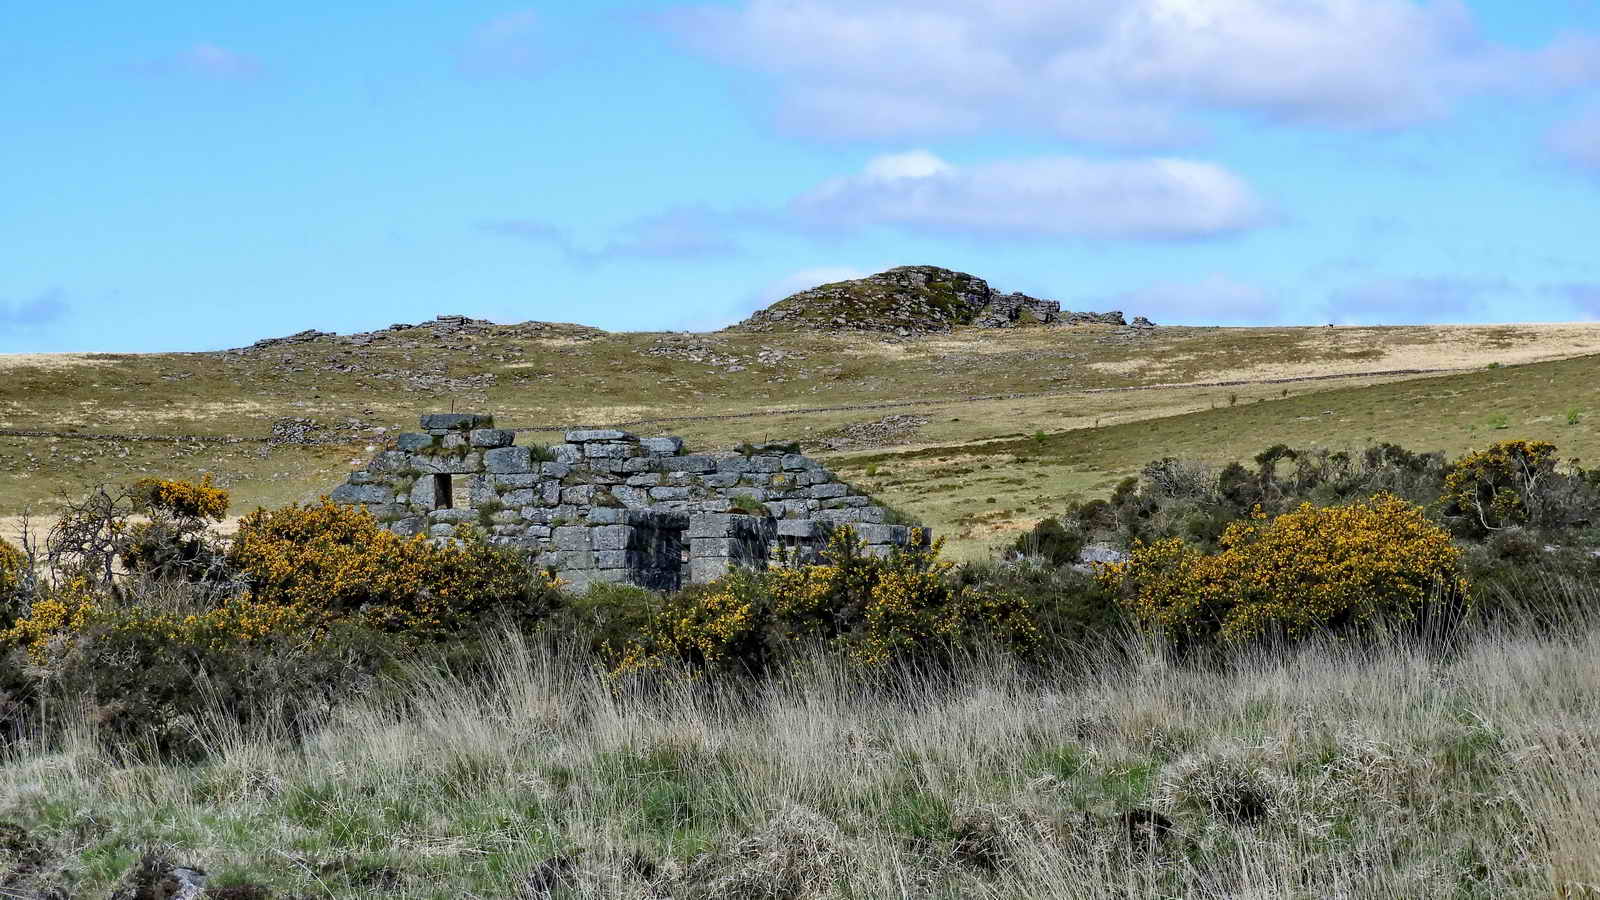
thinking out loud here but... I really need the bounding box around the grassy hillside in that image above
[835,352,1600,555]
[4,320,1599,556]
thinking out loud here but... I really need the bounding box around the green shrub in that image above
[1008,517,1084,567]
[953,559,1125,651]
[3,611,396,760]
[554,581,660,660]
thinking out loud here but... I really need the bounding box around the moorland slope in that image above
[4,271,1600,556]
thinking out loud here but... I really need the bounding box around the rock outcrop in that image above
[330,413,929,592]
[238,315,603,352]
[733,266,1141,335]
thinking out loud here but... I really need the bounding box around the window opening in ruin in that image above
[428,474,452,511]
[451,475,472,510]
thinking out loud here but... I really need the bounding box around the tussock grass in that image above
[7,585,1600,897]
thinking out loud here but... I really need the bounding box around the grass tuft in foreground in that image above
[6,588,1600,898]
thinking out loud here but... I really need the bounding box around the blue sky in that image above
[4,0,1600,352]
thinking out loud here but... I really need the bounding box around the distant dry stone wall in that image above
[329,413,928,592]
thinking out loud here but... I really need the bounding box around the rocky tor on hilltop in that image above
[732,265,1152,336]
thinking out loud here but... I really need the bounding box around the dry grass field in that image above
[5,606,1600,898]
[3,320,1599,557]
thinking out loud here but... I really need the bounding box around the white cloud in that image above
[789,151,1266,239]
[863,150,954,180]
[665,0,1596,143]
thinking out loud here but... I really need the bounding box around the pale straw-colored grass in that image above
[5,603,1600,898]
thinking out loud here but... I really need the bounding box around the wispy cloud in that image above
[1325,276,1512,325]
[1100,275,1282,326]
[1549,106,1600,171]
[663,0,1599,145]
[0,289,69,332]
[459,10,544,76]
[129,43,262,80]
[485,149,1265,264]
[1542,282,1600,318]
[482,208,744,263]
[788,151,1267,240]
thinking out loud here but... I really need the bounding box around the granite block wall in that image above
[329,413,930,591]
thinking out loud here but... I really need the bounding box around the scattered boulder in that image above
[816,414,929,451]
[1070,542,1129,573]
[249,329,332,349]
[110,852,206,900]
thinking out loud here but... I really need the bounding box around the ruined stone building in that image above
[329,413,928,591]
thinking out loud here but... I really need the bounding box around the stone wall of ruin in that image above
[330,413,928,591]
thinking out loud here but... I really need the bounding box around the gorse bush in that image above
[4,602,393,760]
[1099,494,1467,645]
[129,474,230,521]
[0,538,26,628]
[5,586,329,666]
[0,563,381,759]
[952,558,1125,649]
[121,475,233,583]
[618,527,1038,673]
[1440,439,1564,535]
[228,499,558,635]
[2,485,561,759]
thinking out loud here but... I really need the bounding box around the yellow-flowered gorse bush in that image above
[120,475,233,583]
[228,499,559,635]
[4,488,553,759]
[129,474,230,521]
[616,526,1039,674]
[0,537,27,628]
[1098,494,1467,645]
[2,575,330,666]
[1440,439,1561,534]
[7,493,558,669]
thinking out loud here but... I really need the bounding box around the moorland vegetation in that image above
[3,432,1600,897]
[6,316,1600,560]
